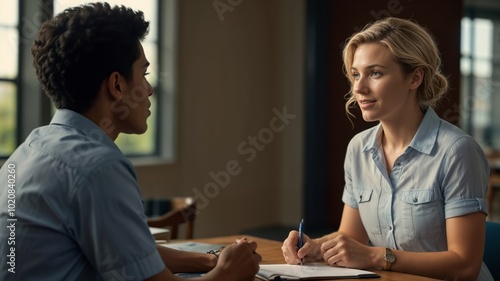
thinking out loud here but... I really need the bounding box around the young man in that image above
[0,3,260,280]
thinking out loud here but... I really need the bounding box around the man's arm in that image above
[156,245,217,273]
[146,240,261,281]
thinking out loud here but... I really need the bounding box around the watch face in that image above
[385,254,395,263]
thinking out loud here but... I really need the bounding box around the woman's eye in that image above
[352,73,360,80]
[371,71,382,77]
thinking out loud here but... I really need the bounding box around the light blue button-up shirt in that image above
[342,108,493,280]
[0,109,165,281]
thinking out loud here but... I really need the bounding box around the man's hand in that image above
[206,237,261,281]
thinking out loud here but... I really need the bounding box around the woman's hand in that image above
[320,233,378,269]
[281,230,322,264]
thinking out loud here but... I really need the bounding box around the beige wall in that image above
[136,0,305,238]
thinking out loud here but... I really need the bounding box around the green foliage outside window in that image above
[0,83,17,156]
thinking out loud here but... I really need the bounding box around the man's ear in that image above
[409,67,424,90]
[106,71,125,101]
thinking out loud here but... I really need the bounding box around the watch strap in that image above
[384,248,395,271]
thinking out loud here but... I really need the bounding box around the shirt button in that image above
[389,226,393,231]
[413,198,418,203]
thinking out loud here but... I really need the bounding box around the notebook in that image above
[160,242,224,253]
[256,263,379,280]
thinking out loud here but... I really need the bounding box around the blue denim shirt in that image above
[342,108,493,280]
[0,109,164,281]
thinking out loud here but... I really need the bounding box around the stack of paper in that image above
[149,227,171,242]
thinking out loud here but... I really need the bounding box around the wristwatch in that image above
[383,248,395,271]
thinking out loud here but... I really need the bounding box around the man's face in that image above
[119,43,153,135]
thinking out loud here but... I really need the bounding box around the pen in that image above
[298,219,304,265]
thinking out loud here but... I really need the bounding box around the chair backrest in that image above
[145,197,197,239]
[484,221,500,280]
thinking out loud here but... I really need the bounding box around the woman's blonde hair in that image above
[342,17,449,117]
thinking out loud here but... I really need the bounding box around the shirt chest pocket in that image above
[399,190,443,239]
[357,189,373,203]
[400,190,436,205]
[354,188,381,235]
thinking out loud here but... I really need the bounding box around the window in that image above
[461,0,500,149]
[0,0,177,161]
[0,0,18,157]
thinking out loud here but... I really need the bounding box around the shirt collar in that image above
[362,108,440,155]
[362,123,382,153]
[50,109,118,151]
[408,108,440,155]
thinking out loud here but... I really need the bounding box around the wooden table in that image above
[187,235,442,281]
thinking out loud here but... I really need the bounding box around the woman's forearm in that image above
[386,248,481,281]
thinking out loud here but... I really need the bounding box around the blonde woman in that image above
[282,17,493,281]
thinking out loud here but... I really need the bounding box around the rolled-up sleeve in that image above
[441,136,490,219]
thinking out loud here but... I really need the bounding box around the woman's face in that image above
[351,43,418,123]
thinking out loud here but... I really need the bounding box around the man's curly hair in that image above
[32,2,149,113]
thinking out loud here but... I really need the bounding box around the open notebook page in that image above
[257,263,379,280]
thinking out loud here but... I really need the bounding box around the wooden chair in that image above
[145,197,197,240]
[488,170,500,216]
